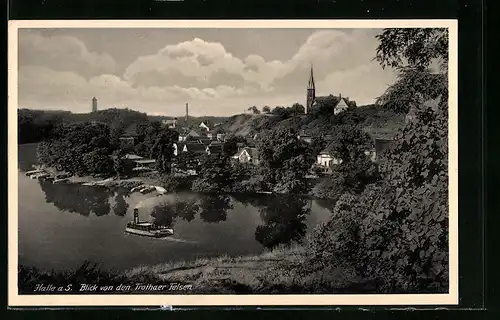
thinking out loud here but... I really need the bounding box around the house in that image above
[364,149,377,162]
[162,118,178,129]
[297,132,313,143]
[317,150,342,168]
[199,121,210,131]
[132,159,156,172]
[120,154,144,173]
[119,123,139,151]
[334,97,349,115]
[206,144,224,156]
[180,142,207,154]
[233,147,260,165]
[216,133,226,141]
[187,130,201,138]
[198,138,213,146]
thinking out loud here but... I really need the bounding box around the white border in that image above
[8,19,459,307]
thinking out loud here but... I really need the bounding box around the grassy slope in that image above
[20,244,375,294]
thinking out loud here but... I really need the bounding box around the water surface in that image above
[18,143,334,272]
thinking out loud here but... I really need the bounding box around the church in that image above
[306,66,350,115]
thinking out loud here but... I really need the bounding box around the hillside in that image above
[217,105,405,141]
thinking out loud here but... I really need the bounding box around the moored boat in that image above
[53,178,70,184]
[25,169,45,176]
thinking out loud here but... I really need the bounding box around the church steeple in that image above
[306,65,315,114]
[308,65,315,90]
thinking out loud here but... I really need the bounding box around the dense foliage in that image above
[308,95,448,293]
[37,122,114,176]
[307,27,450,293]
[18,109,69,144]
[256,127,315,194]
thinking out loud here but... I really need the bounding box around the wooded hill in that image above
[216,104,405,140]
[18,103,403,145]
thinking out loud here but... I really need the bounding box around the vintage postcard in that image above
[8,20,458,307]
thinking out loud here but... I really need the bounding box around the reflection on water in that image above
[18,143,333,272]
[255,196,310,248]
[39,180,112,217]
[113,192,129,217]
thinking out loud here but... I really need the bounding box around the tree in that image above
[248,106,261,115]
[376,68,447,114]
[326,125,380,193]
[83,148,113,176]
[290,103,305,115]
[112,149,126,179]
[375,28,448,71]
[192,154,234,193]
[262,106,271,113]
[175,150,200,173]
[222,135,246,157]
[257,127,315,194]
[150,129,179,174]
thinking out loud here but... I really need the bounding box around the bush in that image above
[311,174,347,200]
[160,174,193,192]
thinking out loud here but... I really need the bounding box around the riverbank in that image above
[19,244,375,294]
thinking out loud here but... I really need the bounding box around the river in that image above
[18,143,334,272]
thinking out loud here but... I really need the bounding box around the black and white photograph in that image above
[8,20,458,306]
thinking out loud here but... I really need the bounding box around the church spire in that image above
[308,64,315,90]
[306,65,316,114]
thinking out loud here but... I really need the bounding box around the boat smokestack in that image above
[133,208,139,224]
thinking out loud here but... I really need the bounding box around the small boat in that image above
[140,186,155,194]
[125,209,174,238]
[26,169,45,176]
[31,173,50,180]
[36,173,51,180]
[53,178,69,184]
[131,185,147,193]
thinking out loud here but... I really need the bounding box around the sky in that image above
[18,28,398,117]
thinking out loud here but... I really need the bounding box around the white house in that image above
[199,122,210,131]
[233,147,260,165]
[317,150,342,167]
[162,118,177,129]
[334,98,349,115]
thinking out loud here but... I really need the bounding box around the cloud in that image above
[19,30,117,77]
[18,28,395,115]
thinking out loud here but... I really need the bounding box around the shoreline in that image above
[27,166,322,198]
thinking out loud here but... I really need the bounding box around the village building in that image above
[198,137,213,146]
[316,150,342,174]
[180,142,207,154]
[161,118,178,129]
[216,133,226,141]
[133,159,156,171]
[297,131,313,143]
[119,123,139,151]
[206,144,224,156]
[199,121,210,131]
[185,129,201,141]
[233,147,260,165]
